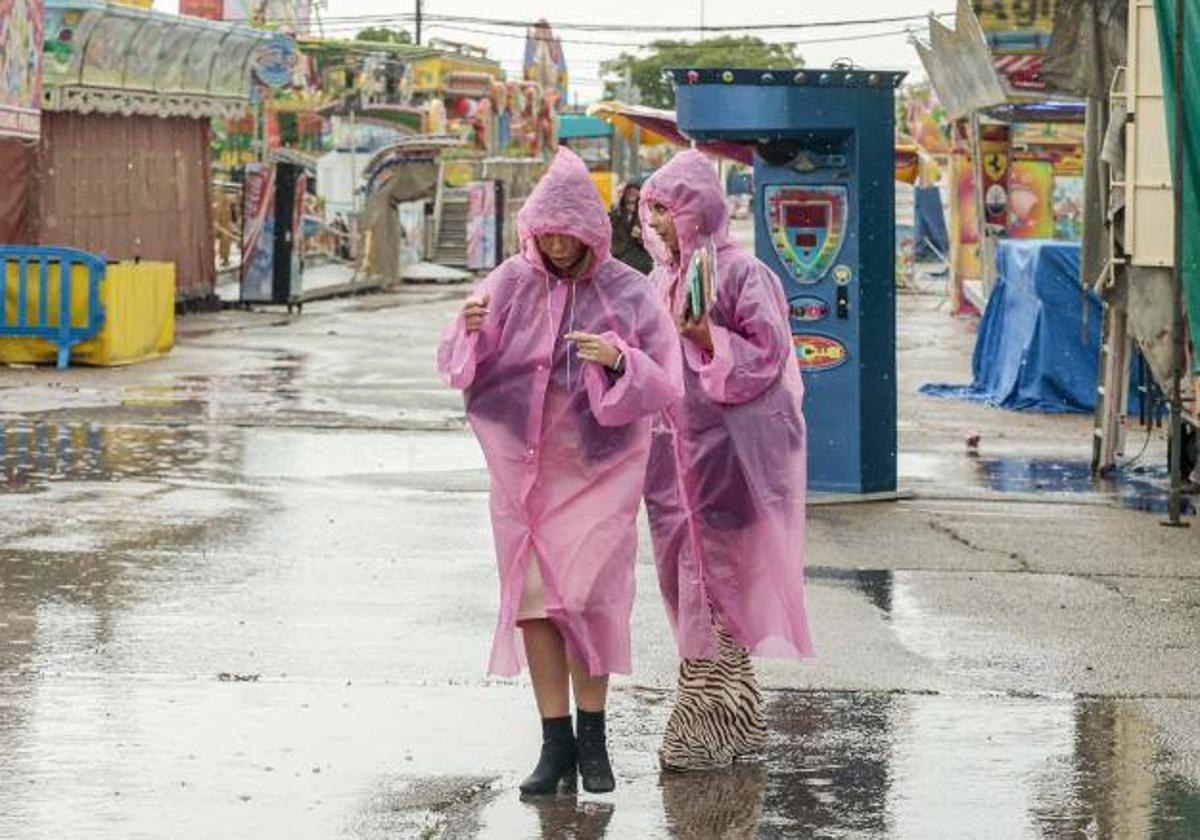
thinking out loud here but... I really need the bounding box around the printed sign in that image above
[179,0,223,19]
[0,0,43,140]
[793,335,848,371]
[253,33,297,90]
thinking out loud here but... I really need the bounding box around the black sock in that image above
[542,715,574,744]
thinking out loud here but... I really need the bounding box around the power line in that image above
[317,19,935,51]
[268,9,955,34]
[430,10,948,32]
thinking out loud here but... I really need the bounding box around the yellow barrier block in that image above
[0,261,175,367]
[589,171,615,209]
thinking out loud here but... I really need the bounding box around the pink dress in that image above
[438,148,684,677]
[639,150,814,662]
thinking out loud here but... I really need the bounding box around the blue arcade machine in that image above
[672,68,906,495]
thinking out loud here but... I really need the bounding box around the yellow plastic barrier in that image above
[0,261,175,366]
[589,171,615,209]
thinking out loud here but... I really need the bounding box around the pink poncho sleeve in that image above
[682,261,792,406]
[436,271,507,390]
[583,310,685,428]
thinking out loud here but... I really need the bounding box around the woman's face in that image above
[648,202,680,256]
[536,233,589,275]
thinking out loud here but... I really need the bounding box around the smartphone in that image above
[686,249,707,321]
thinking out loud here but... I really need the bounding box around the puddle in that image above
[899,450,1195,516]
[0,421,236,492]
[471,691,1200,840]
[976,457,1196,516]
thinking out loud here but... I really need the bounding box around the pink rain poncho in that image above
[640,150,814,662]
[437,148,684,678]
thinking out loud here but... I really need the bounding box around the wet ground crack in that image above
[928,519,1030,569]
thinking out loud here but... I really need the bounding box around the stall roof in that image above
[42,0,275,118]
[986,100,1088,123]
[586,101,752,165]
[296,37,440,62]
[558,113,612,140]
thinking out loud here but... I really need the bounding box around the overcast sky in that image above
[158,0,947,102]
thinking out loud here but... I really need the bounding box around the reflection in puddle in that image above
[522,797,615,840]
[976,457,1195,515]
[0,421,232,491]
[760,691,1200,839]
[660,763,765,839]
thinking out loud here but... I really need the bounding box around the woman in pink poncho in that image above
[639,149,814,771]
[437,148,683,796]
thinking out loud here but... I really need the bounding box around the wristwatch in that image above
[609,352,626,376]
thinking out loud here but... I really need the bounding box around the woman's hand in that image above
[564,332,622,369]
[462,295,490,334]
[678,312,715,354]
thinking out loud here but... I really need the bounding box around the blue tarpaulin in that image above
[921,240,1107,413]
[914,185,949,259]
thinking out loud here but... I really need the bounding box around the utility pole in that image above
[1167,0,1189,527]
[699,0,706,40]
[416,0,423,45]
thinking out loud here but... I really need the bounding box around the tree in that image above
[355,27,413,45]
[600,37,803,109]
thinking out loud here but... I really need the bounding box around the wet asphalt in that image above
[1,268,1199,839]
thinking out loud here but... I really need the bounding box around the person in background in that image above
[437,148,683,797]
[331,214,351,260]
[638,149,814,771]
[609,180,654,275]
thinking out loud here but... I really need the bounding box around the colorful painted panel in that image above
[1052,176,1084,241]
[466,181,499,271]
[1008,158,1055,239]
[43,7,100,85]
[973,0,1056,92]
[0,0,42,139]
[241,163,277,302]
[523,21,567,102]
[764,185,848,285]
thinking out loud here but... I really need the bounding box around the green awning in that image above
[1155,0,1200,373]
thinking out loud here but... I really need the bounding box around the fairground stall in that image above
[0,0,275,303]
[914,0,1087,316]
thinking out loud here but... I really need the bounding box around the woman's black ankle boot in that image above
[519,716,577,796]
[575,708,616,794]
